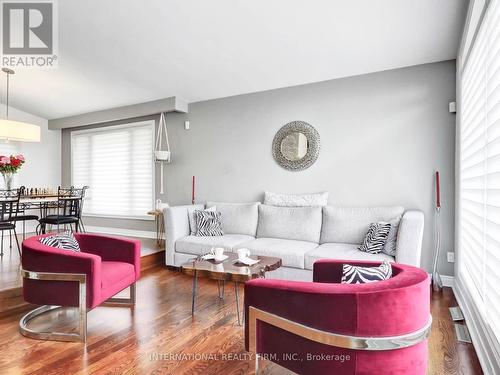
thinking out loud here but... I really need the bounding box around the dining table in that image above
[19,195,63,218]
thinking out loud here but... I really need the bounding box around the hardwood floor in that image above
[0,266,483,375]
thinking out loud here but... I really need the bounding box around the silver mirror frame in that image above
[272,121,320,171]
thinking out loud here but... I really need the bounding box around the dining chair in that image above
[12,186,40,240]
[38,186,89,234]
[0,189,21,256]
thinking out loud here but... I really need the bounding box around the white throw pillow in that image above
[188,206,216,235]
[264,191,329,207]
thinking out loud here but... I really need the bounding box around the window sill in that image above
[82,214,154,221]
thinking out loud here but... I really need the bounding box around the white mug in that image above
[237,248,250,261]
[213,247,225,261]
[214,263,224,272]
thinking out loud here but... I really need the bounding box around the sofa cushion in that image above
[100,261,136,292]
[257,205,322,243]
[235,238,318,269]
[304,243,394,270]
[320,206,405,244]
[175,234,254,256]
[206,202,260,236]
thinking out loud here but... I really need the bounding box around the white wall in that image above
[0,105,61,189]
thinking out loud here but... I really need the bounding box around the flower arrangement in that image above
[0,154,25,189]
[0,154,25,173]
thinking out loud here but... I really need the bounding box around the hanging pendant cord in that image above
[5,71,9,118]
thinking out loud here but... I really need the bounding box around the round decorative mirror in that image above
[272,121,320,171]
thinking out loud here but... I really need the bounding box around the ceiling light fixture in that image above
[0,68,40,142]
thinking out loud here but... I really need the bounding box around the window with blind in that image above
[71,121,154,219]
[459,0,500,346]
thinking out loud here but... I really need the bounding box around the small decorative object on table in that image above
[0,154,25,189]
[235,248,260,266]
[201,247,228,262]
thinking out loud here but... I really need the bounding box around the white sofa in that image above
[164,202,424,281]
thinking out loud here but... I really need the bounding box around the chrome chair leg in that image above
[19,305,87,343]
[19,269,87,342]
[102,283,137,306]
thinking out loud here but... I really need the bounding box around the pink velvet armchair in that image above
[20,233,141,342]
[245,260,431,375]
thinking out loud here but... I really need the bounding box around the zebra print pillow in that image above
[341,261,392,284]
[357,222,391,254]
[194,210,224,237]
[39,232,81,252]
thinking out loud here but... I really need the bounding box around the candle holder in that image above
[432,171,443,292]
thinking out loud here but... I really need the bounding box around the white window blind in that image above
[459,0,500,344]
[71,121,154,219]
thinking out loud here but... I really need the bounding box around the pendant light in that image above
[0,68,40,142]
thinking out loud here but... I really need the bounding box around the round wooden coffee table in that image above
[180,253,282,325]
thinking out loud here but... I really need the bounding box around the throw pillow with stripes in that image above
[358,222,391,254]
[194,210,224,237]
[382,217,401,257]
[341,261,392,284]
[39,232,81,252]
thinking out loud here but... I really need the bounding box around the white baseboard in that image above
[9,222,156,240]
[84,225,156,239]
[454,277,500,374]
[440,274,455,288]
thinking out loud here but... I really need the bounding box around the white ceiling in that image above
[1,0,467,120]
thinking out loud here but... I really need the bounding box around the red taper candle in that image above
[435,171,440,208]
[192,176,195,205]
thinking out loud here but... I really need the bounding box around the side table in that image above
[147,209,165,248]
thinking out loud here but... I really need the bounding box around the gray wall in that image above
[62,60,456,275]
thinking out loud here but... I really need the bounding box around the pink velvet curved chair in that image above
[20,233,141,342]
[245,260,431,375]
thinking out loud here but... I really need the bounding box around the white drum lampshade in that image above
[0,119,41,142]
[0,68,41,143]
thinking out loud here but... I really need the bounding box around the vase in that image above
[2,172,14,190]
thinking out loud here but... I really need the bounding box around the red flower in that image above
[11,158,20,167]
